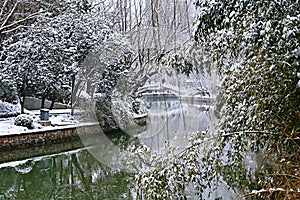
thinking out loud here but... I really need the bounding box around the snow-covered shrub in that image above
[192,0,300,198]
[14,114,34,129]
[123,132,221,200]
[95,52,132,129]
[0,100,20,117]
[194,0,299,134]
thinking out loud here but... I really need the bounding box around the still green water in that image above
[0,140,133,200]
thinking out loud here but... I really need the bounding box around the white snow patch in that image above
[50,114,78,126]
[0,118,28,135]
[0,111,78,135]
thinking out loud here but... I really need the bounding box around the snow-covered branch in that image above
[245,188,300,198]
[221,131,274,137]
[0,0,19,30]
[0,0,10,18]
[0,10,46,32]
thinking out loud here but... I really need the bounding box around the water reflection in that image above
[0,146,132,200]
[138,99,215,150]
[0,99,217,199]
[0,140,84,164]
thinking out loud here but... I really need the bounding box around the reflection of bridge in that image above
[138,84,179,95]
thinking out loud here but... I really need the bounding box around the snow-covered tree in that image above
[194,0,299,134]
[192,0,300,198]
[0,36,39,113]
[98,0,196,89]
[0,1,111,113]
[0,0,62,107]
[76,33,132,128]
[130,1,300,199]
[0,0,62,44]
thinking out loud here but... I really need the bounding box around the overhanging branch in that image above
[0,9,46,32]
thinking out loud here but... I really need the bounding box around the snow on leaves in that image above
[192,1,300,198]
[0,1,111,112]
[194,0,300,134]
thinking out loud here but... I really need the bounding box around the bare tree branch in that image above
[0,0,19,29]
[0,10,45,32]
[0,0,10,18]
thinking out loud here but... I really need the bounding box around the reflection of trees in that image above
[0,149,132,199]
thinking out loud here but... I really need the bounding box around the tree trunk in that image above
[20,95,25,114]
[50,99,55,110]
[70,74,76,116]
[41,95,46,109]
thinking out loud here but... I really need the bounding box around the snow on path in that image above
[0,109,93,136]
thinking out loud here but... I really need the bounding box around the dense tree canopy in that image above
[0,0,111,113]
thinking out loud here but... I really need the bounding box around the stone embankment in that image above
[0,123,100,150]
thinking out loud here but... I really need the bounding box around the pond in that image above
[0,142,133,200]
[0,98,221,199]
[138,98,215,151]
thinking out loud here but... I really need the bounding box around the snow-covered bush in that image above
[50,114,77,125]
[0,100,20,117]
[194,0,299,134]
[14,114,34,129]
[94,44,132,129]
[192,0,300,198]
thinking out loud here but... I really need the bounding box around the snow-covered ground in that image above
[0,117,28,134]
[0,111,79,136]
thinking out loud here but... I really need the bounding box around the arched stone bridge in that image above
[137,84,210,98]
